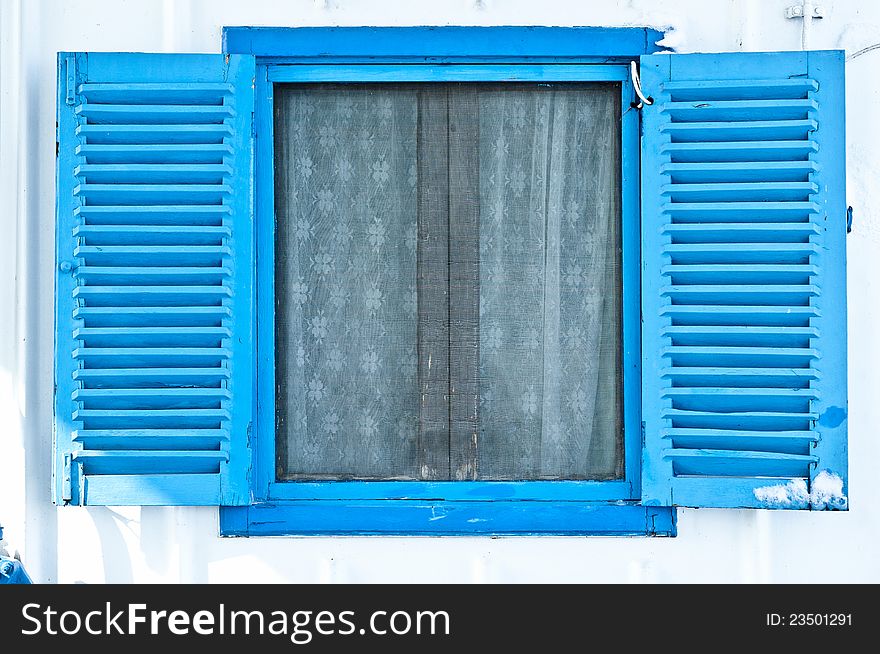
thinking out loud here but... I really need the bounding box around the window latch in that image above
[630,61,653,110]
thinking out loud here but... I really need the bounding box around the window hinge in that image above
[65,55,76,106]
[61,453,72,503]
[785,2,825,49]
[785,2,824,19]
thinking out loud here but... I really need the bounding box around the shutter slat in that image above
[73,430,229,450]
[76,267,232,284]
[662,327,818,348]
[76,144,233,164]
[661,410,817,431]
[75,326,231,342]
[76,104,233,123]
[73,346,231,359]
[640,51,847,509]
[76,124,232,144]
[661,181,818,202]
[72,286,232,308]
[660,305,818,327]
[74,245,231,266]
[76,205,231,225]
[664,264,817,285]
[73,306,232,327]
[664,243,818,265]
[72,409,231,429]
[660,78,818,100]
[75,224,232,237]
[55,52,254,506]
[661,119,818,141]
[663,429,819,453]
[664,201,820,222]
[661,161,818,183]
[72,451,227,475]
[73,368,230,385]
[661,367,819,388]
[664,346,819,368]
[661,99,818,122]
[662,283,819,294]
[666,449,817,478]
[73,388,231,400]
[662,141,819,162]
[75,164,233,184]
[74,183,232,204]
[78,82,234,103]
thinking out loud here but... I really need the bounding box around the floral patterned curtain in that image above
[274,83,622,481]
[275,86,421,479]
[472,85,623,480]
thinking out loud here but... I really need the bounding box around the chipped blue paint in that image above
[220,503,677,537]
[818,406,847,428]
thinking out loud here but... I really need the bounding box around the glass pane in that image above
[275,83,623,481]
[467,85,623,479]
[274,86,421,479]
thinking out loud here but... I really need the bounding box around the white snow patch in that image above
[655,25,683,52]
[810,471,849,511]
[753,470,847,510]
[754,479,810,509]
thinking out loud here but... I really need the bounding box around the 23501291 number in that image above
[766,613,852,626]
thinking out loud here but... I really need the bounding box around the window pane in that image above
[467,85,623,479]
[275,83,623,481]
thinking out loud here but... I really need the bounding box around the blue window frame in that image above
[222,27,671,535]
[259,64,641,506]
[54,27,848,536]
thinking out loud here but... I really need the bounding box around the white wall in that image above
[1,0,878,583]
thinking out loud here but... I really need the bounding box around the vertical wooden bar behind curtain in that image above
[416,89,451,478]
[447,87,481,480]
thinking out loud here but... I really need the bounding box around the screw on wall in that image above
[786,1,825,50]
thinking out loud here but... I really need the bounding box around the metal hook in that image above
[630,60,654,109]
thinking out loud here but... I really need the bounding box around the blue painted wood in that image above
[807,51,848,503]
[223,26,664,61]
[220,502,676,536]
[83,474,222,505]
[639,50,847,509]
[621,75,643,502]
[253,64,275,503]
[76,53,236,83]
[267,64,628,83]
[268,480,633,502]
[54,52,255,506]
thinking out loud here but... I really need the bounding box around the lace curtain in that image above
[275,83,622,481]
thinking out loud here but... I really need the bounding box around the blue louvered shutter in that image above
[640,51,847,509]
[54,53,254,506]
